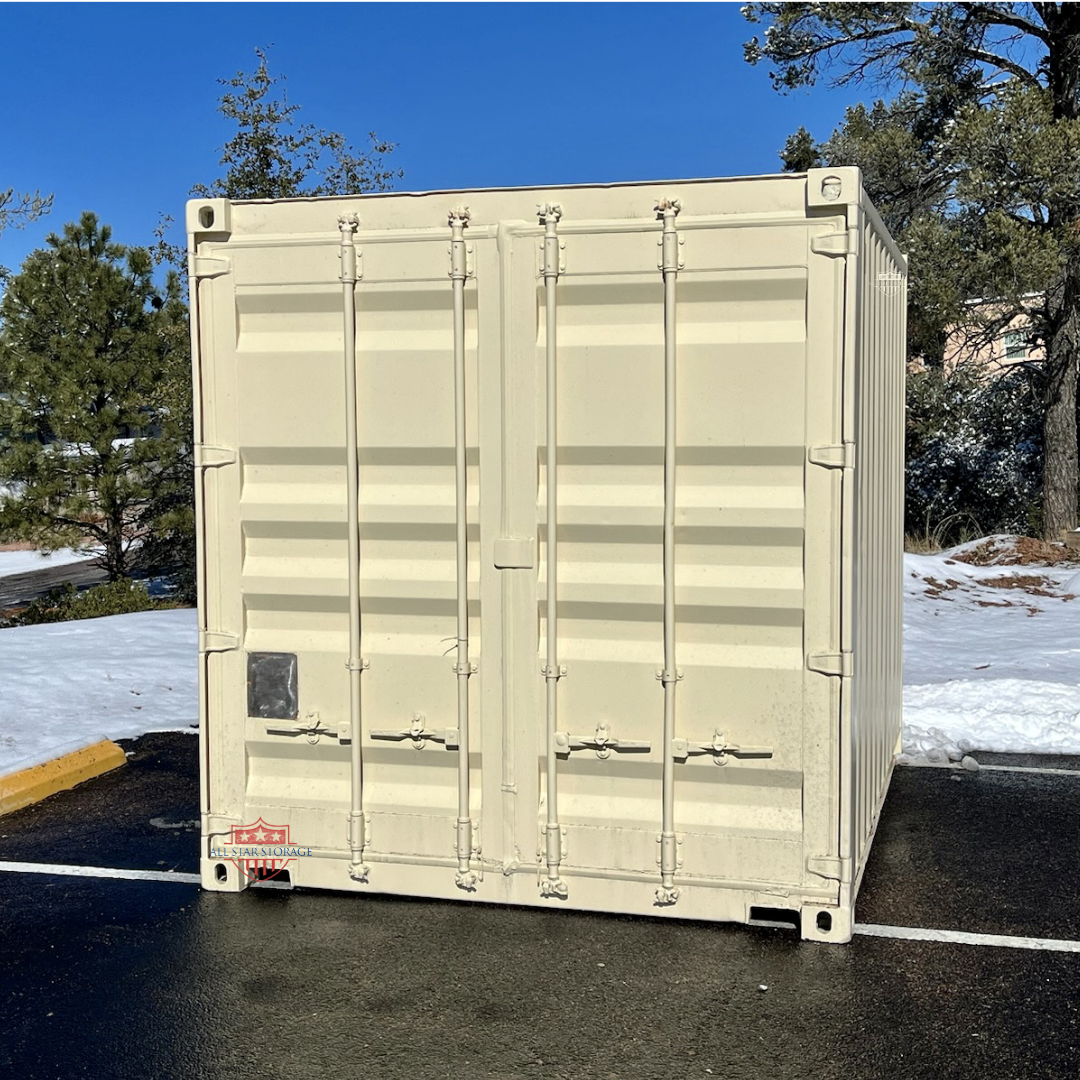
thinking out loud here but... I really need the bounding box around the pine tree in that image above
[192,47,402,202]
[145,48,404,598]
[154,46,402,271]
[0,213,188,579]
[745,3,1080,538]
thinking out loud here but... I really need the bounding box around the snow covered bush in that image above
[905,366,1042,547]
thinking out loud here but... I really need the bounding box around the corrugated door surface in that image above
[191,171,900,941]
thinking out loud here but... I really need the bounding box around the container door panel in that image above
[354,238,486,858]
[512,219,824,888]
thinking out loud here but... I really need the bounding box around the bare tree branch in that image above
[960,2,1051,43]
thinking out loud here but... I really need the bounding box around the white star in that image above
[254,829,268,841]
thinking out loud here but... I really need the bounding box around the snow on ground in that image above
[0,547,93,577]
[0,609,198,772]
[903,537,1080,759]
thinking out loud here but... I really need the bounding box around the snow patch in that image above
[0,608,197,772]
[904,679,1080,758]
[902,541,1080,758]
[0,547,94,578]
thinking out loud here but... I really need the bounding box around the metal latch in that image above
[808,443,855,470]
[554,722,651,760]
[194,444,237,469]
[807,651,853,678]
[265,712,349,745]
[370,714,459,750]
[191,254,231,279]
[198,630,239,654]
[810,229,856,257]
[671,729,773,766]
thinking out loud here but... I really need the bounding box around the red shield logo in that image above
[227,817,297,882]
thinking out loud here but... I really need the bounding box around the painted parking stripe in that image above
[899,761,1080,777]
[979,764,1080,777]
[0,859,294,889]
[2,861,1078,951]
[0,860,201,884]
[854,922,1080,953]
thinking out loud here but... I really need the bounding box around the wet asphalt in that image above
[1,734,1078,1080]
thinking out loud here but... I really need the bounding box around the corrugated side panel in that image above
[850,203,906,883]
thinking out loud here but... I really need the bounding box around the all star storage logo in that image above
[209,817,312,882]
[875,270,905,296]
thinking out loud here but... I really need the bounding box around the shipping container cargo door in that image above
[203,231,501,868]
[503,214,843,903]
[198,196,845,913]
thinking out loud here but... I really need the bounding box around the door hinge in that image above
[808,443,855,470]
[194,444,237,469]
[806,854,853,883]
[202,814,243,849]
[199,630,239,654]
[810,229,856,257]
[807,651,853,678]
[191,254,232,279]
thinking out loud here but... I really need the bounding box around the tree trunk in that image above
[104,514,127,581]
[1042,290,1079,537]
[1042,9,1080,538]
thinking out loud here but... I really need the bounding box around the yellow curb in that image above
[0,740,127,816]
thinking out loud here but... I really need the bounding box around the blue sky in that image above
[1,1,879,273]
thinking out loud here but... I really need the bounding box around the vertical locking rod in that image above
[538,203,568,898]
[656,198,681,905]
[449,207,478,890]
[339,214,369,883]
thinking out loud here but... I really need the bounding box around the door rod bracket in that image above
[370,714,460,750]
[672,730,773,766]
[554,723,651,760]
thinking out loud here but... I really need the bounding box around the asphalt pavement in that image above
[0,734,1077,1080]
[0,559,109,610]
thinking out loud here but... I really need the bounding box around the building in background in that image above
[939,295,1044,375]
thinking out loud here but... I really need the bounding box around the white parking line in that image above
[0,860,201,884]
[2,861,1078,952]
[0,859,300,889]
[899,761,1080,777]
[854,923,1080,952]
[979,764,1080,777]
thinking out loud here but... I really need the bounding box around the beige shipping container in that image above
[188,168,905,942]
